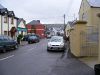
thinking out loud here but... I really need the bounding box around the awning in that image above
[17,27,27,32]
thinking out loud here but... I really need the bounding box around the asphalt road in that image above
[0,39,95,75]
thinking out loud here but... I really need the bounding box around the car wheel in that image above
[47,49,49,51]
[38,40,40,42]
[47,48,50,51]
[28,41,30,44]
[2,48,6,53]
[36,40,39,43]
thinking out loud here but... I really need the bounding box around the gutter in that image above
[91,6,100,8]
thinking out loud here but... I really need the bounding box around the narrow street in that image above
[0,39,95,75]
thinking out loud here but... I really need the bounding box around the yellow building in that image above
[79,0,100,27]
[68,0,100,57]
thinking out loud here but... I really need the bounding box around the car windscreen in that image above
[0,36,8,41]
[29,36,37,39]
[50,38,62,42]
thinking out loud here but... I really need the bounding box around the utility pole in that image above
[63,14,66,40]
[63,14,66,31]
[64,14,65,29]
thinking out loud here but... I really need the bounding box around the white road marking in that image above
[0,55,14,61]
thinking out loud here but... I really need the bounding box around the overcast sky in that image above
[0,0,82,24]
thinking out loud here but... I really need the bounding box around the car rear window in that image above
[29,36,37,39]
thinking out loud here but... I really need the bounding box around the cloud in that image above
[0,0,82,23]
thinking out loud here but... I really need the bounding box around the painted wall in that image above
[2,16,8,35]
[0,15,17,36]
[79,0,92,26]
[18,20,27,35]
[70,21,87,57]
[99,20,100,63]
[35,25,45,38]
[26,24,32,33]
[9,17,17,31]
[18,21,25,28]
[91,8,100,27]
[79,0,100,27]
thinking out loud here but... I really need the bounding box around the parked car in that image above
[47,36,65,51]
[23,34,40,41]
[23,35,30,41]
[28,35,40,44]
[46,34,52,39]
[0,35,18,53]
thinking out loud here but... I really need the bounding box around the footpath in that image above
[50,41,95,75]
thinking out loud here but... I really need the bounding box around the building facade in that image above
[69,0,100,57]
[26,20,45,38]
[17,18,27,36]
[45,24,65,37]
[0,4,18,39]
[79,0,100,27]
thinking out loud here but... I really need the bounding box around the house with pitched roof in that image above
[65,21,75,37]
[69,0,100,57]
[0,4,18,39]
[17,18,27,35]
[79,0,100,27]
[26,20,45,38]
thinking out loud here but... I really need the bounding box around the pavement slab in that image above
[49,57,95,75]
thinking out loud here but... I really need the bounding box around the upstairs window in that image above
[4,16,7,23]
[82,13,87,21]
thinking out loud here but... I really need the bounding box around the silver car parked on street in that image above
[47,36,65,51]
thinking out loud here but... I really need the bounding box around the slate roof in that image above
[8,11,15,17]
[45,24,65,30]
[67,21,75,27]
[17,18,25,25]
[27,20,40,25]
[0,8,8,15]
[87,0,100,7]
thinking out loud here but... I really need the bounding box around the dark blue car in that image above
[28,35,40,44]
[23,34,40,41]
[0,35,18,53]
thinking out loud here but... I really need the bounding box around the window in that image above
[4,16,7,23]
[4,31,7,35]
[82,13,87,21]
[11,17,14,24]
